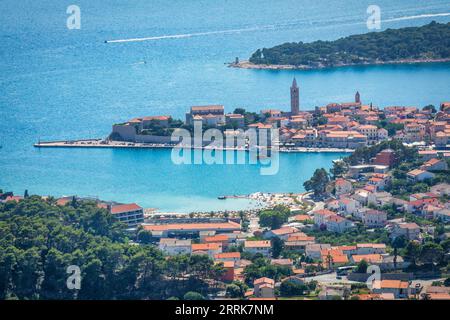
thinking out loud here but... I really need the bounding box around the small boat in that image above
[217,196,226,200]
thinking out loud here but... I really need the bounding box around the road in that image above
[303,272,358,284]
[300,192,324,214]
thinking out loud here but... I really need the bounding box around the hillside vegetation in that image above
[249,22,450,68]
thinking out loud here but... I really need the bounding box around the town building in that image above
[363,210,387,228]
[420,158,448,171]
[373,149,396,167]
[313,209,336,227]
[355,125,378,143]
[355,243,387,255]
[418,150,438,161]
[191,243,223,257]
[305,244,332,260]
[263,226,299,240]
[325,215,353,233]
[254,277,275,298]
[158,238,192,255]
[351,254,384,265]
[244,240,271,257]
[334,178,353,196]
[218,260,235,282]
[109,203,144,228]
[185,105,225,126]
[214,252,241,263]
[407,169,435,182]
[143,221,241,238]
[321,249,349,268]
[203,234,230,249]
[225,113,245,128]
[372,280,411,299]
[390,223,421,240]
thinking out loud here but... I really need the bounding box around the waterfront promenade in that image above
[34,139,354,153]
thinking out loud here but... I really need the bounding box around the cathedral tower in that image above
[290,78,299,115]
[355,91,361,104]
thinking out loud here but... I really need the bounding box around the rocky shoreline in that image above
[228,58,450,71]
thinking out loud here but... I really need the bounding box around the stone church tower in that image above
[290,78,299,115]
[355,91,361,104]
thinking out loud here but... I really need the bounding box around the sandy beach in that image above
[145,191,312,218]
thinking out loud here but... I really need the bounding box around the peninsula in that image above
[230,21,450,70]
[35,79,450,153]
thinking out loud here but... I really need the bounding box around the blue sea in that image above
[1,0,450,212]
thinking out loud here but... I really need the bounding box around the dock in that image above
[34,139,175,149]
[34,139,354,153]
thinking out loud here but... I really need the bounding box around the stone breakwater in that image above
[34,139,354,153]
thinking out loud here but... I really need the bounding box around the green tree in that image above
[137,229,153,244]
[423,104,436,113]
[40,248,74,300]
[391,236,407,269]
[183,291,205,300]
[304,168,330,197]
[444,278,450,287]
[233,108,246,115]
[259,205,290,230]
[404,241,421,267]
[249,22,450,68]
[355,259,368,273]
[0,197,223,300]
[440,239,450,252]
[280,280,307,297]
[330,161,346,179]
[271,237,284,259]
[225,281,248,298]
[419,243,444,269]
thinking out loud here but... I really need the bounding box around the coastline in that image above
[147,191,311,216]
[34,139,354,153]
[228,58,450,71]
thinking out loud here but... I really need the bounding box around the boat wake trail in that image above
[385,12,450,22]
[105,26,273,43]
[104,12,450,44]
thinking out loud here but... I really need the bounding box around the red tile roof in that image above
[352,254,383,263]
[245,240,271,248]
[191,105,224,111]
[254,277,275,285]
[313,209,336,216]
[204,234,229,243]
[144,221,241,232]
[192,243,222,251]
[4,195,23,202]
[377,280,409,289]
[110,203,142,214]
[214,252,241,259]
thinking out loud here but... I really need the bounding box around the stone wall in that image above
[112,124,175,144]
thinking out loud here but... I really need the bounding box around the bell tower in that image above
[290,78,299,115]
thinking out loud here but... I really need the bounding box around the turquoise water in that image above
[1,0,450,211]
